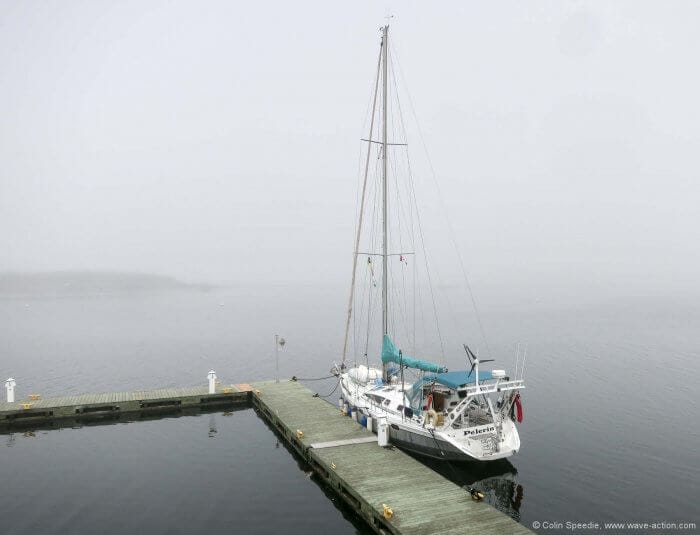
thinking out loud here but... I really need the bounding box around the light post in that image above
[275,335,286,383]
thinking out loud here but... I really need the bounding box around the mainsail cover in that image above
[381,335,447,373]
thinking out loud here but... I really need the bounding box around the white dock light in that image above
[207,370,217,394]
[5,378,16,403]
[274,335,286,383]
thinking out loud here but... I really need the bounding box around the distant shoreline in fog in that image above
[0,271,214,296]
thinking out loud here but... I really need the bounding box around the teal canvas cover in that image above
[381,335,447,373]
[419,370,493,389]
[408,370,494,408]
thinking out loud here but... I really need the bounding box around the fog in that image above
[1,1,698,298]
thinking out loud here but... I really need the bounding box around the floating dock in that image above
[251,380,531,535]
[0,384,248,425]
[0,379,531,535]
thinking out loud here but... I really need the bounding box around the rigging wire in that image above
[519,343,528,381]
[360,171,378,361]
[316,378,341,398]
[426,427,464,482]
[292,375,336,381]
[349,29,494,369]
[389,50,418,354]
[387,40,447,364]
[353,147,382,363]
[387,145,413,346]
[364,155,383,357]
[391,37,493,360]
[343,45,383,364]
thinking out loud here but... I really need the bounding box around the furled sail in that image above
[381,335,447,373]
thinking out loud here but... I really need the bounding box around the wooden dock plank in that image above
[310,436,378,449]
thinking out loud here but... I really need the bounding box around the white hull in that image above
[339,366,522,462]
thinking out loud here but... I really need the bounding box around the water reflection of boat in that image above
[411,455,525,521]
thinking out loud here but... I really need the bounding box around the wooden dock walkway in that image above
[0,384,248,425]
[251,379,531,535]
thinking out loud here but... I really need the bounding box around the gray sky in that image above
[1,1,698,295]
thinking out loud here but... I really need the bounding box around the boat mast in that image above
[381,24,389,382]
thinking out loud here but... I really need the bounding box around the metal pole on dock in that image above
[275,335,279,383]
[274,335,286,383]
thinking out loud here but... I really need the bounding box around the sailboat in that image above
[333,25,526,462]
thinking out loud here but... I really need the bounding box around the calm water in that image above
[1,284,698,533]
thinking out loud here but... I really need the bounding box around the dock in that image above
[0,378,531,535]
[251,380,531,535]
[0,384,248,425]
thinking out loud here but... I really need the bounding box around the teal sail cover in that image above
[381,335,447,373]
